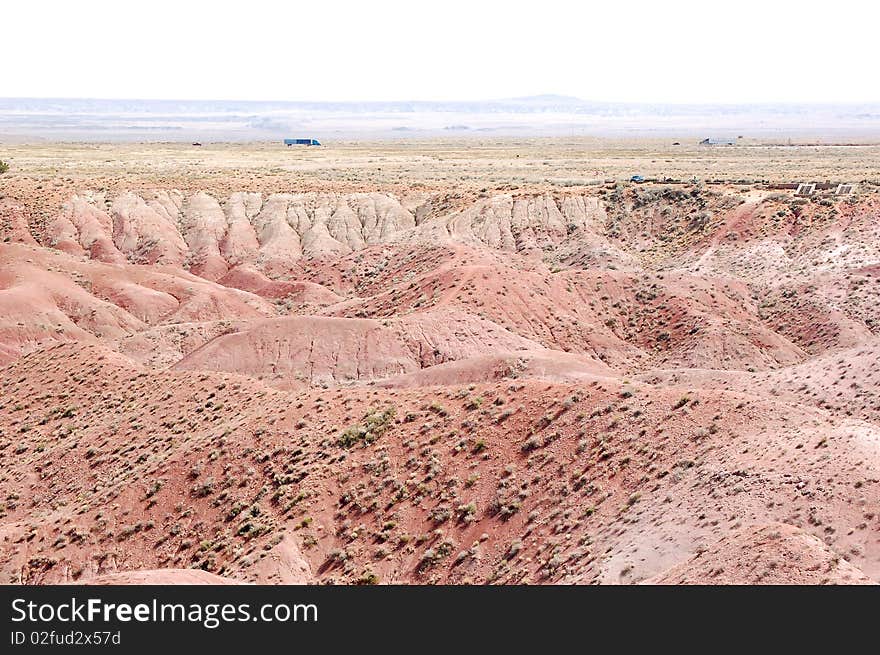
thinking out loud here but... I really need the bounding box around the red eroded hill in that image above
[2,343,879,585]
[1,185,879,585]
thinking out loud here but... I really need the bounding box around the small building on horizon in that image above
[795,183,816,196]
[700,137,737,146]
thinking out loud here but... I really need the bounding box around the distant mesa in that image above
[504,94,587,105]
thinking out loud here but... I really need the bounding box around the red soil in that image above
[1,185,879,585]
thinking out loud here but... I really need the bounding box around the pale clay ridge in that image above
[172,310,551,386]
[44,191,616,274]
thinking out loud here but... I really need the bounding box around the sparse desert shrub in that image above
[457,502,477,522]
[0,160,8,175]
[357,570,379,585]
[521,435,541,452]
[488,494,521,519]
[465,396,483,410]
[192,478,215,497]
[144,480,163,498]
[338,406,396,448]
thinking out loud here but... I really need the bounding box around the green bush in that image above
[0,160,8,174]
[338,406,396,448]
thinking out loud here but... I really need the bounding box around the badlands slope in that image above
[1,181,879,585]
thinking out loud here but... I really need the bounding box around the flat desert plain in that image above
[1,139,879,585]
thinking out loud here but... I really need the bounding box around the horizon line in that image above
[3,95,880,108]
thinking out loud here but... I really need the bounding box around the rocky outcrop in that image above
[44,190,625,273]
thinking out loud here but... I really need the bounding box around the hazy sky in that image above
[5,0,878,103]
